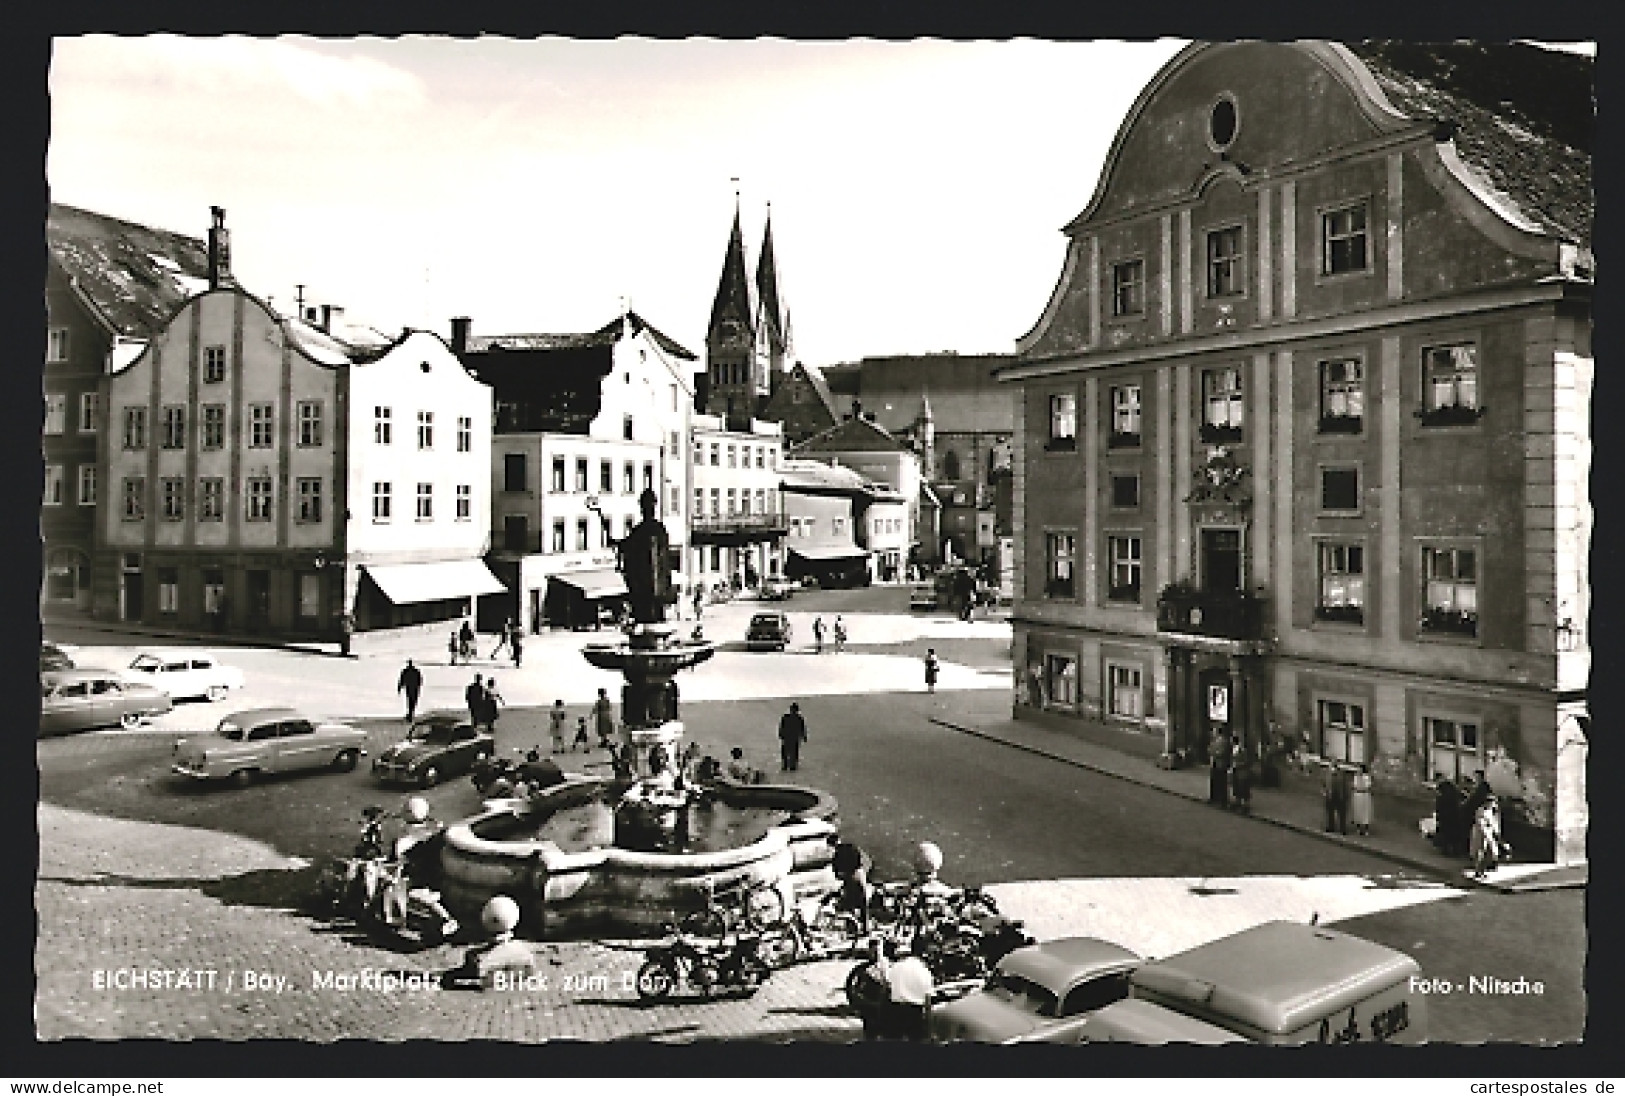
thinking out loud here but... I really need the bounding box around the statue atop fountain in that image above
[584,489,715,835]
[595,487,675,626]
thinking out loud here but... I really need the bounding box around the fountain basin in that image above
[438,777,839,938]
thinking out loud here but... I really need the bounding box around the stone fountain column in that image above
[583,622,715,778]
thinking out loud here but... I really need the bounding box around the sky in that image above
[47,36,1194,366]
[46,36,1593,367]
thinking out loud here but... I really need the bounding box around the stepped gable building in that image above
[454,311,698,630]
[701,201,791,430]
[999,41,1591,863]
[44,203,213,615]
[99,210,498,639]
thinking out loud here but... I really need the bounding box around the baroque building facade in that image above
[1001,42,1591,862]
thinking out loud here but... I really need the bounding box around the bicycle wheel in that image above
[812,908,865,956]
[760,926,803,970]
[635,958,677,1002]
[745,882,786,928]
[678,909,729,941]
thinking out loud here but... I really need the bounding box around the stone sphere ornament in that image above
[481,895,521,936]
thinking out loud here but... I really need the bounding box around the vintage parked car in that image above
[373,712,494,787]
[759,578,795,602]
[745,611,794,652]
[40,642,76,672]
[172,707,366,786]
[40,670,173,736]
[127,650,245,701]
[928,936,1143,1044]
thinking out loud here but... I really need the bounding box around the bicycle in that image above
[678,874,787,941]
[762,892,867,969]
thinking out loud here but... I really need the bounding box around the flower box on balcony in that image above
[1199,423,1244,445]
[1044,436,1077,453]
[1107,585,1142,604]
[1415,404,1485,428]
[1107,431,1142,450]
[1419,608,1478,637]
[1317,414,1363,435]
[1044,579,1076,599]
[1314,604,1365,625]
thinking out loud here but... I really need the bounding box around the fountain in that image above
[438,491,840,938]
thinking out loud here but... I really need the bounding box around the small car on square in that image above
[758,578,794,601]
[172,707,366,786]
[40,670,172,736]
[372,712,494,787]
[928,936,1143,1044]
[126,650,245,701]
[908,584,941,611]
[745,611,794,652]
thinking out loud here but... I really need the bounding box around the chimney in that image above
[207,206,232,290]
[851,398,863,418]
[450,317,471,354]
[319,304,343,333]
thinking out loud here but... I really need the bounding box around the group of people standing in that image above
[1431,769,1508,877]
[1206,731,1259,815]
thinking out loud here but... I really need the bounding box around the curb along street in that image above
[928,715,1586,895]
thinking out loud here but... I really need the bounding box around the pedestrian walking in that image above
[489,619,513,661]
[692,586,705,621]
[482,678,504,733]
[1469,797,1504,878]
[1462,769,1492,827]
[339,612,356,657]
[449,629,462,666]
[458,619,476,663]
[1228,739,1253,814]
[812,616,825,654]
[833,615,847,653]
[592,687,616,750]
[1349,763,1374,836]
[511,627,524,668]
[923,649,940,693]
[1321,760,1350,835]
[396,659,423,721]
[465,674,485,727]
[572,716,590,752]
[1208,730,1231,808]
[778,702,808,771]
[548,700,568,753]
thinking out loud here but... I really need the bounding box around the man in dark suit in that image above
[778,703,808,772]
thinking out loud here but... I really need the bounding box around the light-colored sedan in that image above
[127,650,245,702]
[172,707,366,787]
[40,670,173,736]
[928,937,1143,1044]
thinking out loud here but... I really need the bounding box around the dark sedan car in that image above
[372,712,494,787]
[745,612,794,652]
[40,670,172,736]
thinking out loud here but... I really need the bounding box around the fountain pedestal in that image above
[438,616,842,937]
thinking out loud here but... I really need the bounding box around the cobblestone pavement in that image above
[38,800,1490,1043]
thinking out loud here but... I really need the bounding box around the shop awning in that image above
[549,569,628,599]
[788,545,869,562]
[364,559,507,605]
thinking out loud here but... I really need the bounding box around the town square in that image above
[25,32,1597,1066]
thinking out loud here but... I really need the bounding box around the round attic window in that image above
[1209,96,1239,151]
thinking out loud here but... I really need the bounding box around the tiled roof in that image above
[1348,41,1593,246]
[46,203,213,337]
[791,413,913,455]
[465,311,695,360]
[779,458,870,492]
[792,362,838,420]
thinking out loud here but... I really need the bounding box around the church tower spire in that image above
[705,185,758,428]
[755,202,789,374]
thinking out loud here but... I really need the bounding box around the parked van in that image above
[1094,920,1426,1045]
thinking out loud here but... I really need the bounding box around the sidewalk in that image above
[929,708,1586,894]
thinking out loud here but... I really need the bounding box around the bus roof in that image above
[1130,921,1420,1036]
